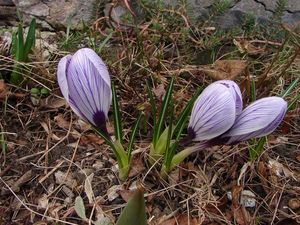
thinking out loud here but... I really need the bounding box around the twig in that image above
[0,176,77,225]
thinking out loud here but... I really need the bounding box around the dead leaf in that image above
[233,39,265,56]
[54,114,71,130]
[202,60,247,80]
[232,207,251,225]
[160,214,200,225]
[1,170,33,195]
[41,97,66,109]
[230,186,251,225]
[288,198,300,210]
[54,171,77,188]
[84,173,94,204]
[107,185,123,201]
[296,154,300,162]
[0,80,9,99]
[268,159,298,181]
[119,190,134,202]
[80,134,105,146]
[37,194,49,209]
[128,156,145,178]
[258,161,269,193]
[153,83,165,100]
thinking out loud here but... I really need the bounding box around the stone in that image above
[11,0,101,30]
[232,0,273,20]
[1,0,300,30]
[0,0,14,5]
[260,0,300,12]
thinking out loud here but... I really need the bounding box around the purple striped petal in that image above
[57,54,72,102]
[188,82,236,141]
[57,48,112,128]
[215,80,243,115]
[222,96,287,144]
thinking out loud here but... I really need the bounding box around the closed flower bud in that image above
[57,48,112,130]
[215,80,243,115]
[221,96,287,144]
[188,80,242,141]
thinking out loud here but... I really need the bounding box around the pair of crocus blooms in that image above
[57,48,287,169]
[170,80,287,168]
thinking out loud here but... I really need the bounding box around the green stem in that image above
[166,141,210,173]
[93,127,131,181]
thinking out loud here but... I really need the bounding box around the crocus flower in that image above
[220,96,287,144]
[57,48,112,131]
[188,80,242,141]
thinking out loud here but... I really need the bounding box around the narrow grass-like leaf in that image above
[280,78,299,98]
[0,128,6,157]
[23,18,36,60]
[116,189,147,225]
[98,32,113,53]
[93,127,123,167]
[128,112,143,159]
[146,80,157,138]
[163,100,174,170]
[10,24,25,84]
[173,86,202,141]
[74,196,87,220]
[154,77,174,146]
[288,92,300,111]
[251,78,256,101]
[249,137,266,161]
[16,23,24,61]
[112,82,123,143]
[11,32,17,58]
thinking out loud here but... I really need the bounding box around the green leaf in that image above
[92,127,122,166]
[288,92,300,111]
[146,80,157,137]
[11,31,17,57]
[280,78,299,98]
[251,78,256,101]
[93,127,129,181]
[249,137,266,161]
[154,77,174,146]
[74,196,87,220]
[128,112,143,159]
[163,101,174,170]
[112,82,123,143]
[153,126,174,155]
[23,18,36,60]
[173,86,202,141]
[116,189,147,225]
[98,31,113,53]
[16,23,24,61]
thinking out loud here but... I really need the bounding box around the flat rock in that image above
[11,0,101,30]
[1,0,300,30]
[260,0,300,12]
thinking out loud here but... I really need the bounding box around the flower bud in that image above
[57,48,112,129]
[221,97,287,144]
[188,80,242,141]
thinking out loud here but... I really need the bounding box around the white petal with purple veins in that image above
[188,83,236,141]
[215,80,243,115]
[57,48,112,128]
[57,54,72,101]
[222,96,287,144]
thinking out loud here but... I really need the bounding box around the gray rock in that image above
[0,0,14,5]
[232,0,273,20]
[1,0,300,30]
[260,0,300,12]
[11,0,100,30]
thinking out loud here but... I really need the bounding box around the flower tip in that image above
[222,96,288,144]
